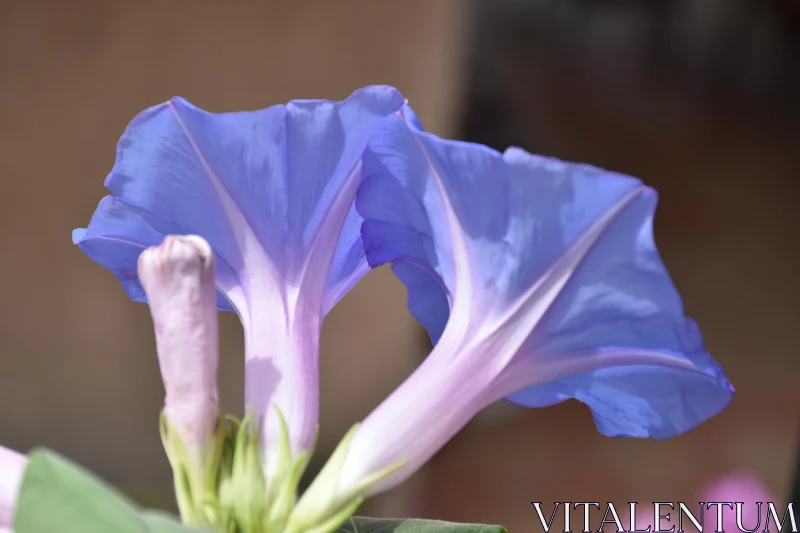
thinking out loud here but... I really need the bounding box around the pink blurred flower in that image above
[624,473,777,533]
[700,473,776,533]
[0,445,26,532]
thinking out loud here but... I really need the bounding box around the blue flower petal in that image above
[391,261,450,344]
[358,111,733,439]
[74,196,237,311]
[75,86,406,315]
[358,111,505,340]
[499,148,732,437]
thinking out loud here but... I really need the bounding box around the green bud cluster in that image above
[160,407,308,533]
[160,407,401,533]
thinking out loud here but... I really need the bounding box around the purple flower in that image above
[329,107,734,496]
[0,445,26,531]
[73,86,407,485]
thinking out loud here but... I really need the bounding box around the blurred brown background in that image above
[0,1,798,532]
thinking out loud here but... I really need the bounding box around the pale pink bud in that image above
[139,235,219,454]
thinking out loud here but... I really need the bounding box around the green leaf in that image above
[335,517,508,533]
[141,510,212,532]
[14,448,148,533]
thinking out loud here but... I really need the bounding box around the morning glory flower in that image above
[72,87,406,524]
[0,444,26,532]
[300,107,734,510]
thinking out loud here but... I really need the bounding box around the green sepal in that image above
[226,410,267,533]
[286,424,406,533]
[200,407,239,529]
[264,405,293,507]
[159,411,204,525]
[336,517,509,533]
[264,406,315,533]
[265,447,310,533]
